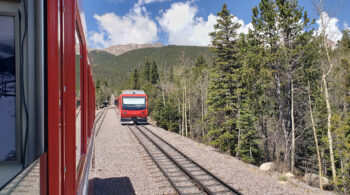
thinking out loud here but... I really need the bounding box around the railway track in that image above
[94,108,108,136]
[76,108,81,119]
[129,125,242,195]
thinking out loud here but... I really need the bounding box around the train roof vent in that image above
[121,90,145,95]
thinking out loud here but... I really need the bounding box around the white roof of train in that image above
[121,90,145,95]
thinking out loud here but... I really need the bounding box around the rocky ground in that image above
[146,125,335,195]
[89,107,335,195]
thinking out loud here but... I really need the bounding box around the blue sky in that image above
[83,0,350,49]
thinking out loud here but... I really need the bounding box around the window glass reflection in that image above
[0,16,16,162]
[0,15,20,189]
[75,31,81,169]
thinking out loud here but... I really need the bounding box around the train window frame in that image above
[0,12,21,165]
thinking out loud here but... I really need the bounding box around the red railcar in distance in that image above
[118,90,148,125]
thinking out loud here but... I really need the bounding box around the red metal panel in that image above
[40,153,47,195]
[45,1,96,194]
[89,74,91,136]
[47,0,62,194]
[88,67,92,137]
[59,0,65,193]
[87,75,89,137]
[63,0,77,194]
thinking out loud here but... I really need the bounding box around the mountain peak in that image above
[90,42,163,56]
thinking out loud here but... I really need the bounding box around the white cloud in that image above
[232,16,253,34]
[344,23,350,31]
[89,6,158,49]
[157,1,252,46]
[89,1,253,48]
[316,12,342,42]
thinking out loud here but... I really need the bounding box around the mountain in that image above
[89,42,163,56]
[89,45,214,92]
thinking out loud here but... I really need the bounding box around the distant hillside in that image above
[89,42,163,56]
[89,45,214,92]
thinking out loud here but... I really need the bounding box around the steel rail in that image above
[76,108,81,119]
[128,125,185,195]
[94,109,107,136]
[134,125,217,194]
[140,125,242,195]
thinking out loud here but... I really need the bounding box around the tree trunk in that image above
[188,91,192,138]
[322,73,337,181]
[273,131,277,162]
[200,80,204,122]
[200,81,205,138]
[236,108,241,158]
[291,77,295,173]
[261,116,270,162]
[341,159,346,194]
[249,141,253,159]
[185,82,188,137]
[204,86,206,116]
[320,6,337,181]
[178,96,181,134]
[307,81,323,190]
[182,90,185,136]
[162,86,166,107]
[276,73,289,171]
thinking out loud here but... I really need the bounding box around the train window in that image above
[0,16,16,162]
[1,2,44,191]
[122,97,146,110]
[0,15,21,189]
[75,30,81,170]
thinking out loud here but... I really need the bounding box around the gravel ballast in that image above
[89,106,335,195]
[146,125,335,195]
[88,107,175,195]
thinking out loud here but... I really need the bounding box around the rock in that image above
[284,172,294,178]
[303,173,329,188]
[260,162,275,171]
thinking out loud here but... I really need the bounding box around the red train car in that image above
[0,0,96,194]
[118,90,148,125]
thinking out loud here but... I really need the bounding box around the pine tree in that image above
[252,0,314,172]
[302,36,324,189]
[251,0,282,163]
[169,66,174,82]
[151,61,159,84]
[339,29,350,50]
[143,58,151,82]
[132,68,140,89]
[193,55,208,78]
[235,101,261,164]
[331,29,350,191]
[234,34,263,163]
[207,3,241,153]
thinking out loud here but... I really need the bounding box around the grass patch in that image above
[279,176,288,181]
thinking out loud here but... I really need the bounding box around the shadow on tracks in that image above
[91,177,135,195]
